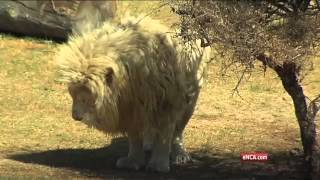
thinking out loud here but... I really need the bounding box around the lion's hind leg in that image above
[171,133,191,165]
[171,90,199,165]
[116,132,145,171]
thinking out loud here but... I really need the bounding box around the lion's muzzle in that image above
[72,109,83,121]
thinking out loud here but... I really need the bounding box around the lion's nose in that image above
[72,110,83,121]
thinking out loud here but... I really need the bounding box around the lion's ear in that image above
[105,67,114,85]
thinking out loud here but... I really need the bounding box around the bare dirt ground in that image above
[0,1,319,180]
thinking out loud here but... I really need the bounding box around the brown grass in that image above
[0,1,319,179]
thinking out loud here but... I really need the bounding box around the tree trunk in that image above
[257,54,320,180]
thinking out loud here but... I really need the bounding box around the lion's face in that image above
[63,65,119,132]
[68,84,97,122]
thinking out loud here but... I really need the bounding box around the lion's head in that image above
[56,30,124,132]
[67,66,120,130]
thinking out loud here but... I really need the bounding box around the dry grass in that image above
[0,1,319,179]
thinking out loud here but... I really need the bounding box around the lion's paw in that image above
[171,149,191,165]
[145,160,170,173]
[116,157,144,171]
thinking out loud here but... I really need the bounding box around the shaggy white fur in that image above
[56,14,211,172]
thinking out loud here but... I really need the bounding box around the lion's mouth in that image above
[72,114,95,125]
[72,116,82,121]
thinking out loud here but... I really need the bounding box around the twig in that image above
[134,2,170,25]
[231,68,246,98]
[308,94,320,120]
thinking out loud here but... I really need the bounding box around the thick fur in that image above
[56,14,211,172]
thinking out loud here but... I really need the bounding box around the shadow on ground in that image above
[8,137,308,180]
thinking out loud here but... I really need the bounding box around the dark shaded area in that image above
[8,137,308,180]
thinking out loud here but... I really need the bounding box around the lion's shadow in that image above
[8,137,307,180]
[9,138,128,172]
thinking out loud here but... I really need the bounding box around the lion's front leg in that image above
[116,132,145,170]
[145,124,175,173]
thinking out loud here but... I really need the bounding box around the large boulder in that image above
[0,0,117,41]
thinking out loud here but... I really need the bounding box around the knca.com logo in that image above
[240,152,269,162]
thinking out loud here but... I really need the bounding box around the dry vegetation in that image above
[0,1,319,179]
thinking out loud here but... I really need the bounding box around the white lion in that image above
[56,14,211,172]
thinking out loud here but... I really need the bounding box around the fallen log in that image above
[0,0,117,41]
